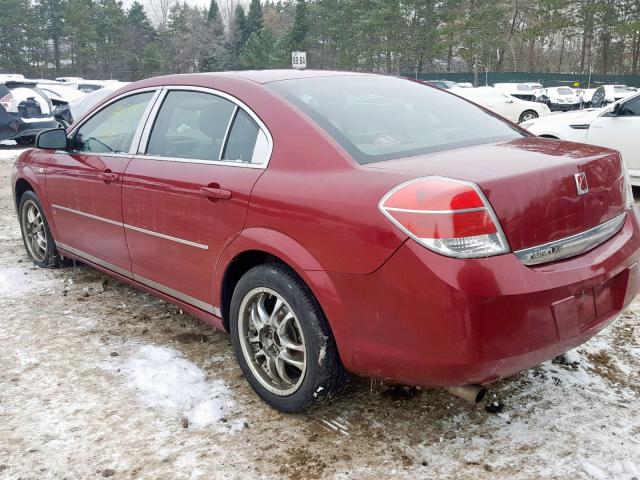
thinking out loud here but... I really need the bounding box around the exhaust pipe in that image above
[447,385,486,404]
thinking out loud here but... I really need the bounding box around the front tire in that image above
[18,191,67,268]
[519,110,539,123]
[230,263,348,412]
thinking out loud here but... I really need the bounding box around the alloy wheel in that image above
[238,287,307,396]
[21,200,48,263]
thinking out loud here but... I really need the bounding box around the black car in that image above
[0,80,57,145]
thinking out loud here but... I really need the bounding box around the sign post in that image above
[291,51,307,70]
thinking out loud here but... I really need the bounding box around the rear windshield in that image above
[268,76,523,164]
[557,88,573,95]
[517,84,531,91]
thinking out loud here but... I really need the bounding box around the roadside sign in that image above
[292,51,307,70]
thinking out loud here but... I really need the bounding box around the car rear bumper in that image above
[549,104,581,112]
[323,209,640,386]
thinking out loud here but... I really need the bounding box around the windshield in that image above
[517,85,531,91]
[268,76,523,164]
[614,86,633,93]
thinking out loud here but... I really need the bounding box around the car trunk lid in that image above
[367,137,626,252]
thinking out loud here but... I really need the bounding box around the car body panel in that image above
[45,150,133,273]
[367,137,625,251]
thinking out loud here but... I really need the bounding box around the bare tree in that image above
[218,0,247,29]
[146,0,178,31]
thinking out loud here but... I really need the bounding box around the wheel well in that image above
[14,178,34,207]
[220,250,279,331]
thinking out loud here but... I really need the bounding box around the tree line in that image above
[1,0,640,81]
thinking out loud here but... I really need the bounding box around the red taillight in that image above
[0,93,15,112]
[379,176,509,258]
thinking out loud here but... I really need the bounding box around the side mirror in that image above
[35,128,67,150]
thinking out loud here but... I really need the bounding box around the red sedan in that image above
[12,71,640,412]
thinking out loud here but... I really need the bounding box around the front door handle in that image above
[99,170,118,184]
[200,185,232,200]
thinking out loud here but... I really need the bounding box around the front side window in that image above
[268,76,523,164]
[146,91,235,161]
[73,92,154,154]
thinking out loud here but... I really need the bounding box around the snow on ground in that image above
[0,147,26,161]
[117,344,244,431]
[0,148,639,479]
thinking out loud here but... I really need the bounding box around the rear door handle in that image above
[200,185,232,200]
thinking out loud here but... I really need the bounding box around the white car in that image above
[35,82,86,104]
[55,76,84,83]
[590,85,637,108]
[493,83,536,101]
[576,88,597,107]
[536,86,581,111]
[68,83,129,120]
[76,79,124,93]
[455,86,550,123]
[521,93,640,185]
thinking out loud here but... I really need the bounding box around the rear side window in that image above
[146,91,235,161]
[73,92,153,154]
[222,109,259,163]
[269,76,522,164]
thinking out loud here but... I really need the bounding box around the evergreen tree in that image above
[126,1,156,79]
[201,0,225,71]
[288,0,309,52]
[245,0,263,39]
[225,4,247,69]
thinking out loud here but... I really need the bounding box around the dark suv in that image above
[1,80,57,145]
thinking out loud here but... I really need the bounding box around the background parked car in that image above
[76,80,124,93]
[55,76,84,83]
[521,92,640,185]
[454,86,550,123]
[576,88,597,108]
[590,85,637,108]
[421,79,460,89]
[53,83,128,127]
[535,86,581,111]
[493,83,536,101]
[0,79,57,145]
[36,81,86,106]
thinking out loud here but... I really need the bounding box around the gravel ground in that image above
[1,148,639,480]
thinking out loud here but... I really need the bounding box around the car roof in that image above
[158,70,369,85]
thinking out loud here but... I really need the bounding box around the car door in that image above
[587,95,640,179]
[121,87,271,314]
[45,89,160,274]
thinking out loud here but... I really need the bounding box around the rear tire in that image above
[230,262,348,412]
[519,110,539,123]
[18,191,68,268]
